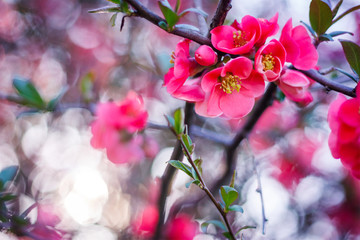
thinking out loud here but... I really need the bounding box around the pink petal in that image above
[328,94,347,132]
[338,123,358,144]
[338,99,360,127]
[280,70,309,87]
[291,26,318,70]
[241,71,266,97]
[207,87,223,116]
[223,57,253,79]
[194,90,222,118]
[172,79,205,102]
[280,19,300,63]
[164,67,187,94]
[201,67,222,92]
[219,92,255,118]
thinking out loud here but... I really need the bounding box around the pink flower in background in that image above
[279,19,318,70]
[256,13,279,46]
[196,57,265,118]
[210,15,261,55]
[132,204,159,237]
[255,39,286,81]
[277,69,313,106]
[165,214,198,240]
[328,85,360,178]
[195,45,217,66]
[90,91,149,164]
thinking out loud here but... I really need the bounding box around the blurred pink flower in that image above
[255,39,286,82]
[210,15,261,55]
[132,204,159,238]
[90,91,148,164]
[165,214,198,240]
[277,69,313,106]
[256,13,279,47]
[280,19,318,70]
[196,57,265,119]
[195,45,217,66]
[328,85,360,178]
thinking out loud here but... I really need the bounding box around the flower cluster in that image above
[328,85,360,178]
[164,14,318,119]
[90,91,157,164]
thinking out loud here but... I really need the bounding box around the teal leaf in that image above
[168,160,193,178]
[185,179,200,188]
[165,115,175,130]
[340,40,360,77]
[158,0,179,30]
[0,166,18,185]
[158,21,168,30]
[228,204,244,213]
[319,33,334,41]
[179,8,208,19]
[334,67,358,83]
[328,31,353,37]
[309,0,333,35]
[201,220,227,233]
[220,186,239,210]
[88,6,121,13]
[236,226,257,235]
[13,77,45,109]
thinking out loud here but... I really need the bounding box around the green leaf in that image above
[88,6,121,13]
[106,0,121,4]
[158,0,179,30]
[334,67,358,83]
[119,0,131,14]
[229,170,236,188]
[0,194,16,202]
[228,204,244,213]
[13,77,45,109]
[191,166,199,181]
[110,13,118,27]
[165,115,175,130]
[222,232,232,239]
[332,0,343,18]
[0,166,18,186]
[220,186,239,210]
[79,72,95,102]
[340,40,360,77]
[328,31,353,37]
[179,8,208,19]
[168,160,193,178]
[173,108,184,135]
[181,134,194,154]
[185,179,200,188]
[275,89,286,102]
[318,33,334,42]
[201,220,227,233]
[194,158,203,175]
[158,21,168,30]
[236,226,257,235]
[309,0,333,35]
[175,0,181,13]
[47,86,68,111]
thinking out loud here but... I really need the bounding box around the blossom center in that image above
[169,51,176,64]
[262,54,275,71]
[233,31,247,47]
[219,72,241,94]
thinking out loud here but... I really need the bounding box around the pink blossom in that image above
[132,205,159,237]
[196,57,265,119]
[328,86,360,178]
[195,45,217,66]
[256,13,279,47]
[279,19,318,70]
[165,214,198,240]
[277,69,313,106]
[255,39,286,81]
[164,39,205,102]
[90,91,148,164]
[210,15,261,55]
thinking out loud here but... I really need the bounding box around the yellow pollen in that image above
[262,54,275,71]
[219,72,242,94]
[233,31,247,47]
[169,51,175,64]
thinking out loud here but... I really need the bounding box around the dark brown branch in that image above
[124,0,211,45]
[209,0,232,33]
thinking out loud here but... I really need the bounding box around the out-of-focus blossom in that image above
[210,15,261,55]
[256,13,279,46]
[195,45,217,66]
[90,91,149,164]
[328,85,360,178]
[165,214,198,240]
[164,39,204,102]
[255,39,286,82]
[279,19,318,70]
[277,69,313,106]
[132,204,159,238]
[196,57,265,119]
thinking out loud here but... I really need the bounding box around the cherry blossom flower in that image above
[279,19,318,70]
[165,214,198,240]
[256,13,279,46]
[196,57,265,119]
[255,39,286,81]
[210,15,261,55]
[195,45,217,66]
[90,91,149,164]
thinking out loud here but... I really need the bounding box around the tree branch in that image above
[209,0,232,33]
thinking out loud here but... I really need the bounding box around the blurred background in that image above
[1,0,360,239]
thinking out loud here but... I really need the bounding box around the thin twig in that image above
[208,0,232,35]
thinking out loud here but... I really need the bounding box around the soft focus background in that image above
[1,0,360,239]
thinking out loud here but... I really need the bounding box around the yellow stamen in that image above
[219,72,242,94]
[262,54,275,71]
[233,31,247,47]
[169,51,175,64]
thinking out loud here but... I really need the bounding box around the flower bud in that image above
[195,45,217,66]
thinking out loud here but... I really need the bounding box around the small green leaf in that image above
[0,194,16,202]
[318,33,334,42]
[229,170,236,188]
[158,0,180,30]
[119,0,131,13]
[168,160,193,178]
[236,226,257,235]
[106,0,121,4]
[328,31,353,37]
[228,204,244,213]
[185,179,200,188]
[175,0,181,13]
[0,166,18,186]
[158,21,168,30]
[340,40,360,77]
[88,6,121,13]
[110,13,118,27]
[309,0,333,35]
[222,232,232,239]
[194,158,202,175]
[79,72,95,102]
[191,166,199,181]
[332,0,343,18]
[220,186,239,210]
[179,8,208,19]
[173,108,184,135]
[334,67,358,83]
[165,115,175,130]
[181,134,194,154]
[201,220,227,233]
[13,77,45,109]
